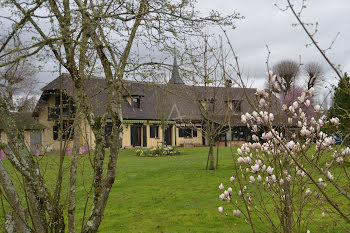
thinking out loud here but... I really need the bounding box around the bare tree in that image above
[273,59,300,95]
[186,36,234,170]
[0,47,38,111]
[0,0,237,232]
[304,61,324,91]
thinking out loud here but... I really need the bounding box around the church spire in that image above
[168,56,184,84]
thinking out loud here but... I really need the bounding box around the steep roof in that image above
[0,112,45,130]
[34,74,285,126]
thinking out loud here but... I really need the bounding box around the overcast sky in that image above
[198,0,350,91]
[36,0,349,98]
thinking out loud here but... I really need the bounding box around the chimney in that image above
[225,79,232,87]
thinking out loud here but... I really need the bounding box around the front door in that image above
[131,125,142,147]
[164,125,172,146]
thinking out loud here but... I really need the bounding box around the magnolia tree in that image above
[217,71,349,232]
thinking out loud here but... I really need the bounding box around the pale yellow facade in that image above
[37,95,204,150]
[0,131,31,147]
[121,123,203,148]
[37,95,95,151]
[174,123,203,147]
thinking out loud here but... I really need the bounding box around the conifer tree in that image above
[328,73,350,144]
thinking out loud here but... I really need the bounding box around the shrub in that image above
[135,147,180,157]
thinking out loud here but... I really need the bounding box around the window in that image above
[178,127,198,138]
[53,94,76,119]
[232,100,241,113]
[53,122,74,140]
[55,93,71,107]
[232,127,246,141]
[184,127,192,137]
[150,125,159,138]
[132,96,141,108]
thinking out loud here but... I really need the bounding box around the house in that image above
[33,59,284,151]
[0,112,46,153]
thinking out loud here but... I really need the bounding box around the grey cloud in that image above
[3,0,348,92]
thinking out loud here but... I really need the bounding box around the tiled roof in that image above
[35,74,285,125]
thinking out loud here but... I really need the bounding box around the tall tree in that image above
[328,73,350,144]
[273,59,300,95]
[0,0,237,232]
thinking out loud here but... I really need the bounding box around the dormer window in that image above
[132,96,141,108]
[226,100,242,113]
[208,100,215,112]
[232,100,241,113]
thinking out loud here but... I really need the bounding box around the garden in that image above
[1,146,348,232]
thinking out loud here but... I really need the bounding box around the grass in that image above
[1,147,349,232]
[97,147,244,232]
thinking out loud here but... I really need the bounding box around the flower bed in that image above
[135,147,180,157]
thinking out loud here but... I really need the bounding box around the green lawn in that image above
[2,147,349,232]
[96,147,245,232]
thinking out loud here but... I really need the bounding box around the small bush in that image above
[135,147,180,157]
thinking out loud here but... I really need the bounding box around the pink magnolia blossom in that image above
[259,98,266,107]
[305,99,311,107]
[271,175,277,183]
[224,190,229,197]
[236,209,241,216]
[218,206,223,214]
[326,171,334,180]
[227,187,233,195]
[314,105,321,112]
[241,115,247,124]
[305,188,311,196]
[249,176,255,184]
[257,175,262,182]
[251,164,259,173]
[266,166,274,175]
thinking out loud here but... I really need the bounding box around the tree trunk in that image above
[68,111,81,233]
[209,143,215,170]
[162,125,165,149]
[206,149,210,170]
[81,104,122,233]
[0,161,30,233]
[0,96,54,232]
[26,185,47,233]
[216,143,219,169]
[283,160,293,233]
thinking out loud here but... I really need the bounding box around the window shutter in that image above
[193,127,197,137]
[53,125,58,140]
[55,96,60,106]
